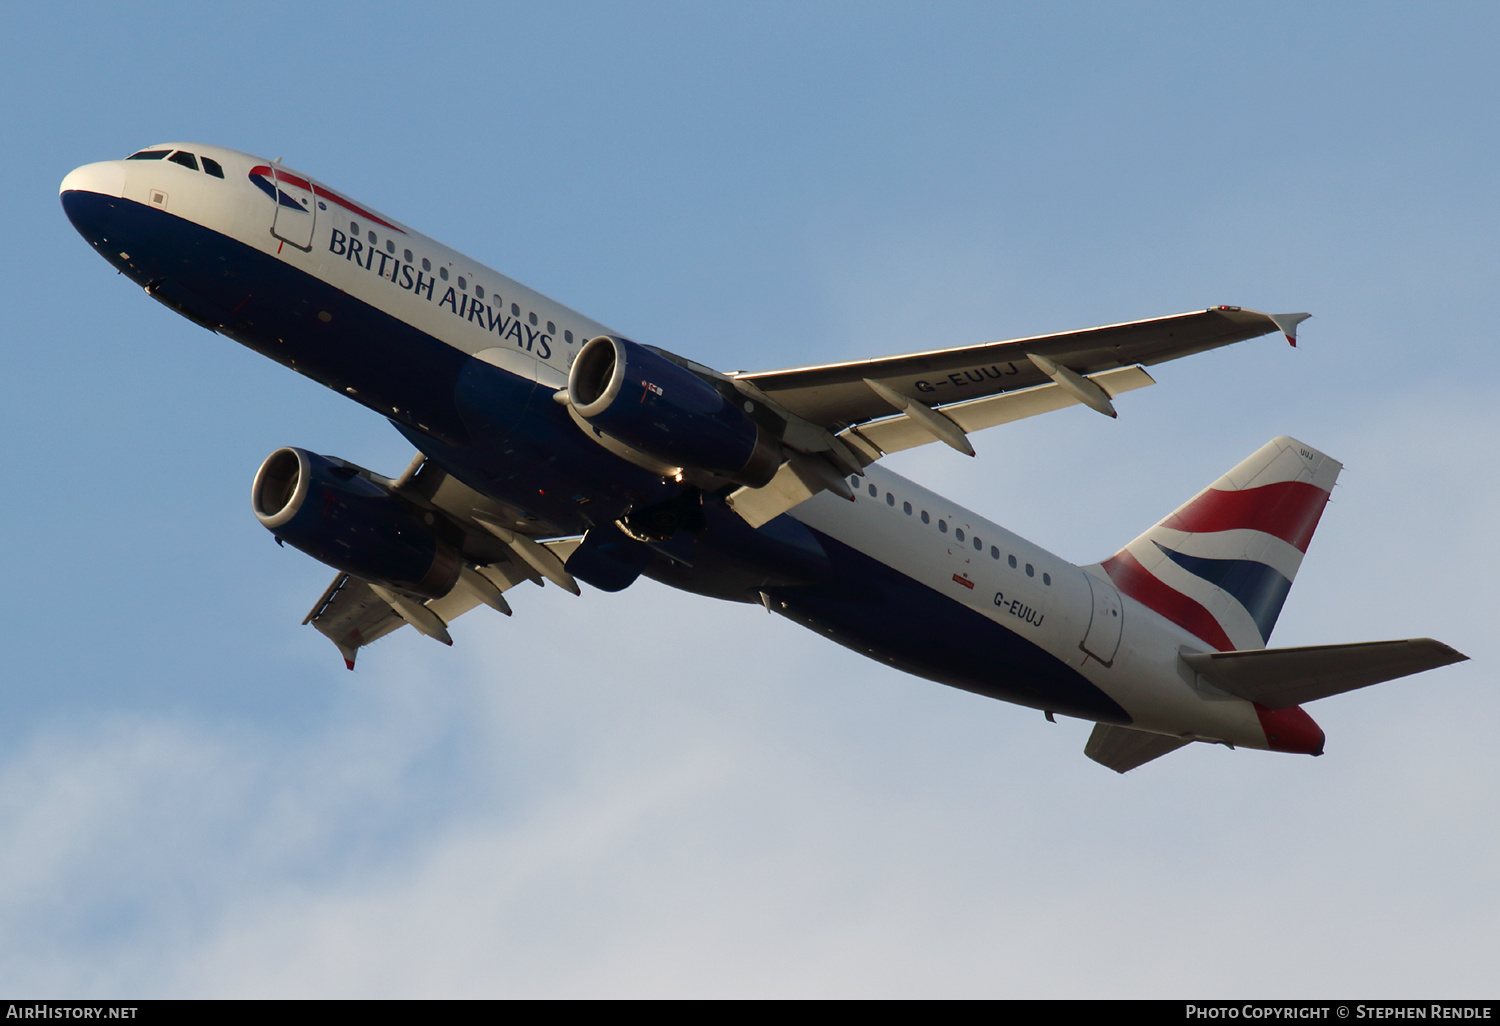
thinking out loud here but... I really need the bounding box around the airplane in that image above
[59,143,1468,773]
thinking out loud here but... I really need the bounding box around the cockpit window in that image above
[201,156,224,179]
[168,151,199,171]
[126,150,170,160]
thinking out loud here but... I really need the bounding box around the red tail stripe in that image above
[1162,481,1330,553]
[1101,551,1233,651]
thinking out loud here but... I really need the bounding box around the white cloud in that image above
[0,544,1492,996]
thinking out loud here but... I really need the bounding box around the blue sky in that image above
[2,1,1496,996]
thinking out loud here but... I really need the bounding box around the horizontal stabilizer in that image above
[1182,638,1468,709]
[1085,723,1192,773]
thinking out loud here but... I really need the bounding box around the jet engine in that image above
[566,336,782,487]
[252,447,461,598]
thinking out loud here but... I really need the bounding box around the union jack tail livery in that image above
[1098,437,1341,652]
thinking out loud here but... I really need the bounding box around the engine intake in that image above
[252,447,461,599]
[567,336,782,487]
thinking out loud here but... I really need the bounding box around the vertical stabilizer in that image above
[1093,437,1341,651]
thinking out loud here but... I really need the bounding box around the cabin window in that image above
[201,157,224,178]
[886,492,894,507]
[1025,564,1035,577]
[529,312,538,326]
[1008,555,1017,568]
[169,151,198,171]
[439,267,449,280]
[421,258,431,272]
[955,528,965,542]
[1043,573,1052,586]
[458,276,467,290]
[368,231,377,244]
[973,536,982,551]
[938,520,947,533]
[867,484,877,497]
[350,221,360,235]
[386,240,395,254]
[565,330,574,344]
[921,511,930,524]
[990,546,999,559]
[126,150,170,160]
[547,321,556,334]
[903,501,912,515]
[475,285,485,299]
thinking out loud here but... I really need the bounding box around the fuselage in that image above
[60,142,1318,755]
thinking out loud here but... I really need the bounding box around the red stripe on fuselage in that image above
[249,166,405,234]
[1162,481,1329,553]
[1101,550,1233,651]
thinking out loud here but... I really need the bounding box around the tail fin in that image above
[1095,436,1341,651]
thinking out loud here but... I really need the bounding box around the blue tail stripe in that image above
[1153,542,1293,643]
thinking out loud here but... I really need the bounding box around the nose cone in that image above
[60,160,127,244]
[60,160,125,200]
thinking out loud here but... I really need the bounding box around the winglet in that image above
[1268,312,1311,347]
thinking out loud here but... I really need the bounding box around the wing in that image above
[723,307,1308,527]
[735,306,1306,427]
[301,456,585,668]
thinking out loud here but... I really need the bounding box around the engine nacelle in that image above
[567,336,782,487]
[252,447,461,599]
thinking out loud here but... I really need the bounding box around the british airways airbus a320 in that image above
[60,143,1466,773]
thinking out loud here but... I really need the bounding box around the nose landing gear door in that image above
[270,164,317,251]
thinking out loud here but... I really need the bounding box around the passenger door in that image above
[270,164,317,250]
